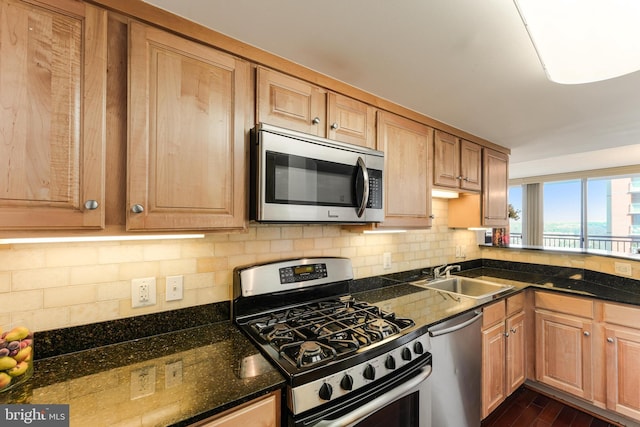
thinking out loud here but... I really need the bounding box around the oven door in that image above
[252,124,384,223]
[296,364,432,427]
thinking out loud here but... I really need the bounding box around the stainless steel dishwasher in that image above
[428,310,483,427]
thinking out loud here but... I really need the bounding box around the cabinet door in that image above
[482,148,509,227]
[535,310,593,400]
[256,66,326,136]
[0,0,106,229]
[128,22,249,230]
[459,140,482,192]
[605,325,640,422]
[196,393,278,427]
[482,322,506,418]
[506,311,526,395]
[327,92,375,148]
[433,130,459,188]
[376,111,432,228]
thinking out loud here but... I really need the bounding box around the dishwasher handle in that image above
[428,311,483,337]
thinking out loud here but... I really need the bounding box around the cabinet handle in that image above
[131,204,145,214]
[312,117,321,125]
[331,122,339,130]
[84,200,99,210]
[510,328,517,334]
[463,177,470,182]
[583,331,590,337]
[607,337,614,343]
[429,214,435,219]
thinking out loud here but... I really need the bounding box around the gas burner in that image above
[265,323,297,347]
[365,318,399,339]
[280,340,337,368]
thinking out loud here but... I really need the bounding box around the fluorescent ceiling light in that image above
[0,234,205,245]
[431,189,460,199]
[514,0,640,84]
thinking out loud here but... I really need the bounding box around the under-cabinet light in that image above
[363,229,407,234]
[431,189,460,199]
[0,234,205,245]
[514,0,640,84]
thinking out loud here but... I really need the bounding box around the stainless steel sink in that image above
[411,276,513,300]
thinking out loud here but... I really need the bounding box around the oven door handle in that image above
[314,365,432,427]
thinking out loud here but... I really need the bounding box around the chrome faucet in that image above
[434,264,461,279]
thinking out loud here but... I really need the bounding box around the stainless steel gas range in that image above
[233,257,432,427]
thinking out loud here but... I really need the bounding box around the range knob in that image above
[401,347,412,361]
[319,383,333,400]
[340,374,354,391]
[363,364,376,381]
[414,341,424,355]
[385,355,396,370]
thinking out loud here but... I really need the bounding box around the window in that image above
[508,171,640,254]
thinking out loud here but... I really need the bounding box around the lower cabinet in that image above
[481,293,526,418]
[191,392,280,427]
[603,303,640,422]
[534,292,594,401]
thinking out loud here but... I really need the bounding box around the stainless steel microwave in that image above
[250,123,384,223]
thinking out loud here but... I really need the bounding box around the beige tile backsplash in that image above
[1,199,638,333]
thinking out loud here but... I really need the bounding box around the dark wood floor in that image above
[481,386,621,427]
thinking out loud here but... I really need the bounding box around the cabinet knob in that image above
[504,332,510,337]
[607,337,614,343]
[131,204,145,214]
[312,117,321,125]
[510,328,517,334]
[330,122,339,130]
[583,331,590,337]
[84,200,99,210]
[456,176,463,180]
[429,214,435,219]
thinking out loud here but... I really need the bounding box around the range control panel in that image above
[279,263,328,284]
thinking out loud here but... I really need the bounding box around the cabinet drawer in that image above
[535,291,593,319]
[506,293,525,317]
[603,302,640,328]
[483,300,505,329]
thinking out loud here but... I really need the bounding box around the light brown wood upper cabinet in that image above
[327,92,376,148]
[256,67,375,148]
[448,147,508,228]
[482,148,509,227]
[256,66,327,137]
[0,0,107,230]
[128,21,249,231]
[433,130,481,192]
[376,111,433,228]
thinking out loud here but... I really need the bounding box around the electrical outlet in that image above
[615,262,632,276]
[383,252,392,270]
[455,245,466,258]
[165,360,183,388]
[131,277,157,308]
[166,275,184,301]
[130,365,156,399]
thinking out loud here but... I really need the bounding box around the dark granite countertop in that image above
[351,259,640,331]
[0,322,285,427]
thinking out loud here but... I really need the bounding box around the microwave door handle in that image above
[356,157,369,218]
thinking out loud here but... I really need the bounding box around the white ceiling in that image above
[143,0,640,179]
